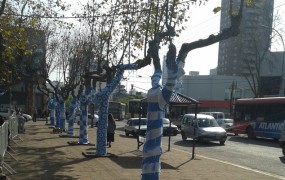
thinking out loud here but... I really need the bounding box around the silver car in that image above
[181,114,227,145]
[124,118,148,137]
[216,118,233,132]
[75,113,99,126]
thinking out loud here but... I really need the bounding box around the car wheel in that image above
[125,130,129,137]
[133,131,138,137]
[282,145,285,156]
[246,127,256,139]
[181,131,187,141]
[77,121,80,125]
[220,140,225,145]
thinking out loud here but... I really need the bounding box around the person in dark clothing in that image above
[107,113,116,148]
[32,107,37,122]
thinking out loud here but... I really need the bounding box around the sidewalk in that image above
[3,121,282,180]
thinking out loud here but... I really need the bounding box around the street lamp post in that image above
[261,25,285,96]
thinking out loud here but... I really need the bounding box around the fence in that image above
[0,116,19,175]
[0,121,16,174]
[9,116,19,141]
[0,122,8,161]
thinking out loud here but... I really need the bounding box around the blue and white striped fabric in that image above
[55,106,60,128]
[78,87,92,144]
[141,43,184,180]
[59,100,65,130]
[67,99,79,137]
[78,104,89,144]
[48,97,57,125]
[96,64,138,156]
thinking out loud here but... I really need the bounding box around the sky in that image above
[52,0,285,93]
[124,0,285,93]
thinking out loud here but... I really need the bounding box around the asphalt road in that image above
[116,120,285,178]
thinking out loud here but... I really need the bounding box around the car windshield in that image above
[197,118,219,127]
[224,119,233,123]
[132,119,147,126]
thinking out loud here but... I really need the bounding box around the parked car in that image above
[216,118,233,132]
[22,114,32,122]
[0,109,14,119]
[162,118,180,136]
[279,122,285,156]
[75,113,99,126]
[0,109,31,122]
[181,114,227,145]
[124,118,148,137]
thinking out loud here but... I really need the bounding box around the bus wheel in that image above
[282,146,285,156]
[246,127,256,139]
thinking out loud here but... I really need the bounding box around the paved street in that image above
[2,120,285,180]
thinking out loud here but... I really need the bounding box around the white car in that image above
[75,113,99,126]
[22,114,32,122]
[124,118,148,137]
[181,114,227,145]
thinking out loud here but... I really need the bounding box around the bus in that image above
[108,101,126,121]
[128,99,147,118]
[233,97,285,140]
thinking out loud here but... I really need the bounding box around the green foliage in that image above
[117,94,144,105]
[0,0,71,90]
[65,95,73,109]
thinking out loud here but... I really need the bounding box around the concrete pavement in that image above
[2,121,284,180]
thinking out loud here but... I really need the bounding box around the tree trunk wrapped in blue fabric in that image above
[141,42,185,180]
[67,98,79,137]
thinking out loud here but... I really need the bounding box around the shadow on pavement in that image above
[227,136,280,148]
[111,156,177,170]
[279,156,285,164]
[174,140,224,147]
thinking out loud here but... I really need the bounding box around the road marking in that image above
[169,146,285,180]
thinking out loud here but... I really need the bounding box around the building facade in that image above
[217,0,274,76]
[181,75,255,117]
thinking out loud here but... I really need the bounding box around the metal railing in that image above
[0,121,16,175]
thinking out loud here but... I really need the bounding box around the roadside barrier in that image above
[9,115,21,143]
[0,121,16,174]
[0,122,8,161]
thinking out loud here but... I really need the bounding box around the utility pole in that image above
[229,81,236,118]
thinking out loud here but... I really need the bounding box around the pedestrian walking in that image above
[107,113,116,148]
[32,107,37,122]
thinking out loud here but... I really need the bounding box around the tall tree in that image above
[75,0,196,154]
[141,0,247,179]
[0,0,69,91]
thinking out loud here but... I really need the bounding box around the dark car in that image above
[162,118,180,136]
